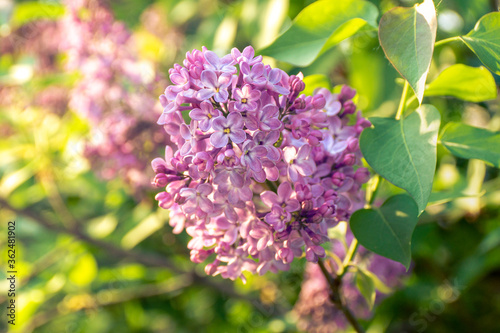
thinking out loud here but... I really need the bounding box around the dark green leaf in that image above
[378,0,437,103]
[351,195,419,269]
[461,12,500,75]
[360,105,441,213]
[426,64,497,102]
[259,0,378,66]
[440,123,500,168]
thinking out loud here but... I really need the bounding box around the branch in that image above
[317,259,366,333]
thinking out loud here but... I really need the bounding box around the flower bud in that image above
[343,154,356,166]
[332,172,345,187]
[153,173,168,187]
[342,100,356,115]
[312,94,326,109]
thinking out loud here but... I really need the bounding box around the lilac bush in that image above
[152,46,371,282]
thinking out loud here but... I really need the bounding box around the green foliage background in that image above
[1,0,500,332]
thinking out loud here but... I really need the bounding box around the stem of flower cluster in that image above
[317,259,366,333]
[395,80,409,121]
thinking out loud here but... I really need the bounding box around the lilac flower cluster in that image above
[294,229,407,332]
[152,46,371,281]
[60,0,165,187]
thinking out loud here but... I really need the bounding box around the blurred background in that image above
[0,0,499,332]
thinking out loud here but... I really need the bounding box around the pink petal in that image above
[277,182,292,202]
[210,131,228,148]
[214,90,229,103]
[211,116,226,130]
[199,197,214,213]
[261,191,279,207]
[201,70,217,88]
[229,129,247,144]
[204,51,219,67]
[297,144,311,160]
[189,109,206,121]
[198,183,213,196]
[283,147,296,163]
[295,160,315,176]
[180,124,191,140]
[219,73,233,88]
[227,112,243,128]
[179,188,196,198]
[266,146,281,161]
[198,88,215,100]
[285,199,300,212]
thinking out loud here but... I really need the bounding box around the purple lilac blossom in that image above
[152,46,372,282]
[59,0,165,188]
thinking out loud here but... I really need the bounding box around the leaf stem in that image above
[341,238,359,275]
[395,80,410,120]
[434,36,462,47]
[317,258,366,333]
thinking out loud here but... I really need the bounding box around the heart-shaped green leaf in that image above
[440,123,500,168]
[350,195,419,268]
[378,0,437,103]
[461,12,500,75]
[360,105,441,213]
[259,0,378,67]
[426,64,497,102]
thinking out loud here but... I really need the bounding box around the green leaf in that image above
[426,64,497,102]
[378,0,437,103]
[302,74,331,96]
[360,105,441,213]
[11,2,65,26]
[350,194,419,268]
[461,12,500,75]
[428,189,484,206]
[440,123,500,168]
[355,267,376,310]
[69,253,98,286]
[259,0,378,66]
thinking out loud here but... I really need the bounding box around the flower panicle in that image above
[153,46,371,281]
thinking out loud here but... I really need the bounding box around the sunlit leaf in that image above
[461,12,500,75]
[302,74,331,96]
[69,253,98,286]
[260,0,378,66]
[355,267,376,309]
[426,65,497,102]
[351,195,419,269]
[360,105,441,213]
[440,123,500,168]
[378,0,437,103]
[10,1,65,26]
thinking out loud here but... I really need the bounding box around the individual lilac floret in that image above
[198,70,232,102]
[234,84,261,111]
[179,183,214,214]
[210,112,246,147]
[261,182,300,213]
[283,145,316,182]
[231,46,263,66]
[203,50,237,74]
[189,101,220,132]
